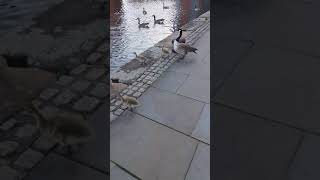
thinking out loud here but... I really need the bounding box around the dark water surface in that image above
[110,0,210,73]
[0,0,64,36]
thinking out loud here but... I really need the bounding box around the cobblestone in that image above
[73,96,100,112]
[110,113,118,122]
[39,88,59,101]
[132,86,138,91]
[114,109,124,116]
[90,83,107,98]
[86,52,102,64]
[15,124,37,138]
[71,80,91,92]
[53,90,77,106]
[127,90,134,95]
[70,64,88,75]
[133,92,142,98]
[0,166,22,180]
[137,82,143,87]
[13,149,43,169]
[32,134,56,152]
[85,68,105,80]
[138,88,146,93]
[0,141,19,157]
[110,106,116,111]
[56,75,74,86]
[0,118,17,131]
[115,101,122,106]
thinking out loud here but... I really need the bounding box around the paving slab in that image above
[152,71,189,93]
[213,104,301,180]
[135,87,204,135]
[110,164,138,180]
[289,135,320,180]
[177,76,210,103]
[185,143,210,180]
[191,104,210,144]
[110,111,198,180]
[24,153,106,180]
[212,39,252,95]
[214,47,320,132]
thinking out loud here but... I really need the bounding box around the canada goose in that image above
[194,1,200,11]
[111,80,128,99]
[143,8,147,15]
[152,15,164,24]
[162,2,169,9]
[31,106,94,154]
[171,28,187,53]
[161,47,171,54]
[136,18,149,28]
[133,52,147,65]
[172,29,197,57]
[121,95,140,111]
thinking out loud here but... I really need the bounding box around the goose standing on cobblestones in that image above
[172,29,197,57]
[134,52,147,65]
[136,18,149,28]
[152,15,164,24]
[111,79,128,99]
[31,105,94,155]
[121,95,140,111]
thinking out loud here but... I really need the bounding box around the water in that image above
[110,0,210,73]
[0,0,63,36]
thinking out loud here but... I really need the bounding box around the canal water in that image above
[110,0,210,73]
[0,0,63,36]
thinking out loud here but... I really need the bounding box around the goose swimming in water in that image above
[133,52,147,65]
[136,18,149,28]
[143,8,147,15]
[162,2,169,9]
[172,29,197,57]
[152,15,164,24]
[194,1,200,11]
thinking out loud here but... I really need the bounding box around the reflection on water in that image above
[110,0,210,73]
[0,0,63,36]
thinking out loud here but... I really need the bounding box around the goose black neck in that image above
[176,30,182,41]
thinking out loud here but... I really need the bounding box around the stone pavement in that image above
[214,1,320,179]
[110,12,210,180]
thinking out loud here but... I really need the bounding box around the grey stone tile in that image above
[0,141,19,156]
[111,111,198,180]
[24,153,107,180]
[192,104,210,144]
[169,56,210,80]
[212,40,252,94]
[177,77,210,103]
[185,143,210,180]
[135,87,204,134]
[32,134,56,152]
[68,103,108,172]
[152,71,188,93]
[215,48,320,132]
[289,135,320,180]
[111,165,138,180]
[213,104,301,180]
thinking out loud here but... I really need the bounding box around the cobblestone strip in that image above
[0,39,108,179]
[110,11,210,122]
